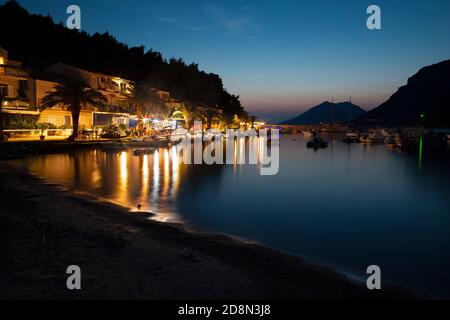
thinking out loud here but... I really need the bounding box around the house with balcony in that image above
[31,73,94,129]
[0,47,39,121]
[149,87,183,111]
[43,63,136,128]
[1,49,179,132]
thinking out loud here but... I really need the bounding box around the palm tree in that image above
[199,107,223,129]
[249,115,258,128]
[172,102,199,129]
[126,82,152,129]
[41,78,106,141]
[127,82,170,129]
[157,107,174,123]
[237,111,249,129]
[148,90,168,115]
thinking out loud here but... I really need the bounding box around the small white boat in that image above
[343,132,360,143]
[360,131,385,144]
[156,135,169,141]
[170,128,189,142]
[302,130,313,138]
[380,128,393,137]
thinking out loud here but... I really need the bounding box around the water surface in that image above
[27,135,450,297]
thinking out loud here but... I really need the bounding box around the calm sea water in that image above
[27,134,450,298]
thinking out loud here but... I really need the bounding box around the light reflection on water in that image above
[27,135,450,297]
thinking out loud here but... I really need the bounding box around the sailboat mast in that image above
[348,96,352,123]
[331,97,334,123]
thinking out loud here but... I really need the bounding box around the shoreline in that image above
[0,139,172,160]
[0,160,416,299]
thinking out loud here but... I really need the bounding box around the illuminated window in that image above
[0,57,4,75]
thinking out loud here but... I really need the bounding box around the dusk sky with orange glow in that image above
[16,0,450,122]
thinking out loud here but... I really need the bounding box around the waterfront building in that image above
[0,47,39,120]
[43,63,135,128]
[1,47,181,136]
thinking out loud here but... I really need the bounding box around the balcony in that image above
[102,103,135,114]
[0,64,29,80]
[1,98,31,111]
[98,82,120,93]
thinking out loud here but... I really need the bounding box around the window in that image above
[116,117,126,125]
[0,84,8,97]
[64,116,71,126]
[18,80,28,99]
[0,57,4,75]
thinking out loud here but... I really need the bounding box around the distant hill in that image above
[280,102,366,125]
[358,60,450,126]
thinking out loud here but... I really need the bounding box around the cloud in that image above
[203,5,259,34]
[154,13,206,32]
[153,5,259,35]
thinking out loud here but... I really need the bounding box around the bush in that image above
[4,114,40,129]
[38,122,57,130]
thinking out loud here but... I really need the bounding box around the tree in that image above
[147,89,169,117]
[126,81,152,129]
[249,115,258,128]
[172,102,200,129]
[198,107,223,129]
[127,82,172,129]
[40,78,106,140]
[238,111,250,129]
[0,1,244,115]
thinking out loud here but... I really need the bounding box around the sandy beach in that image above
[0,160,414,299]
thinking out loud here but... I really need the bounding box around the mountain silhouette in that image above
[280,101,366,125]
[358,59,450,126]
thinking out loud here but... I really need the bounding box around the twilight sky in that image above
[14,0,450,122]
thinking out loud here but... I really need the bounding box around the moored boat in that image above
[302,130,313,138]
[343,131,360,143]
[319,123,348,133]
[360,131,385,144]
[306,137,329,149]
